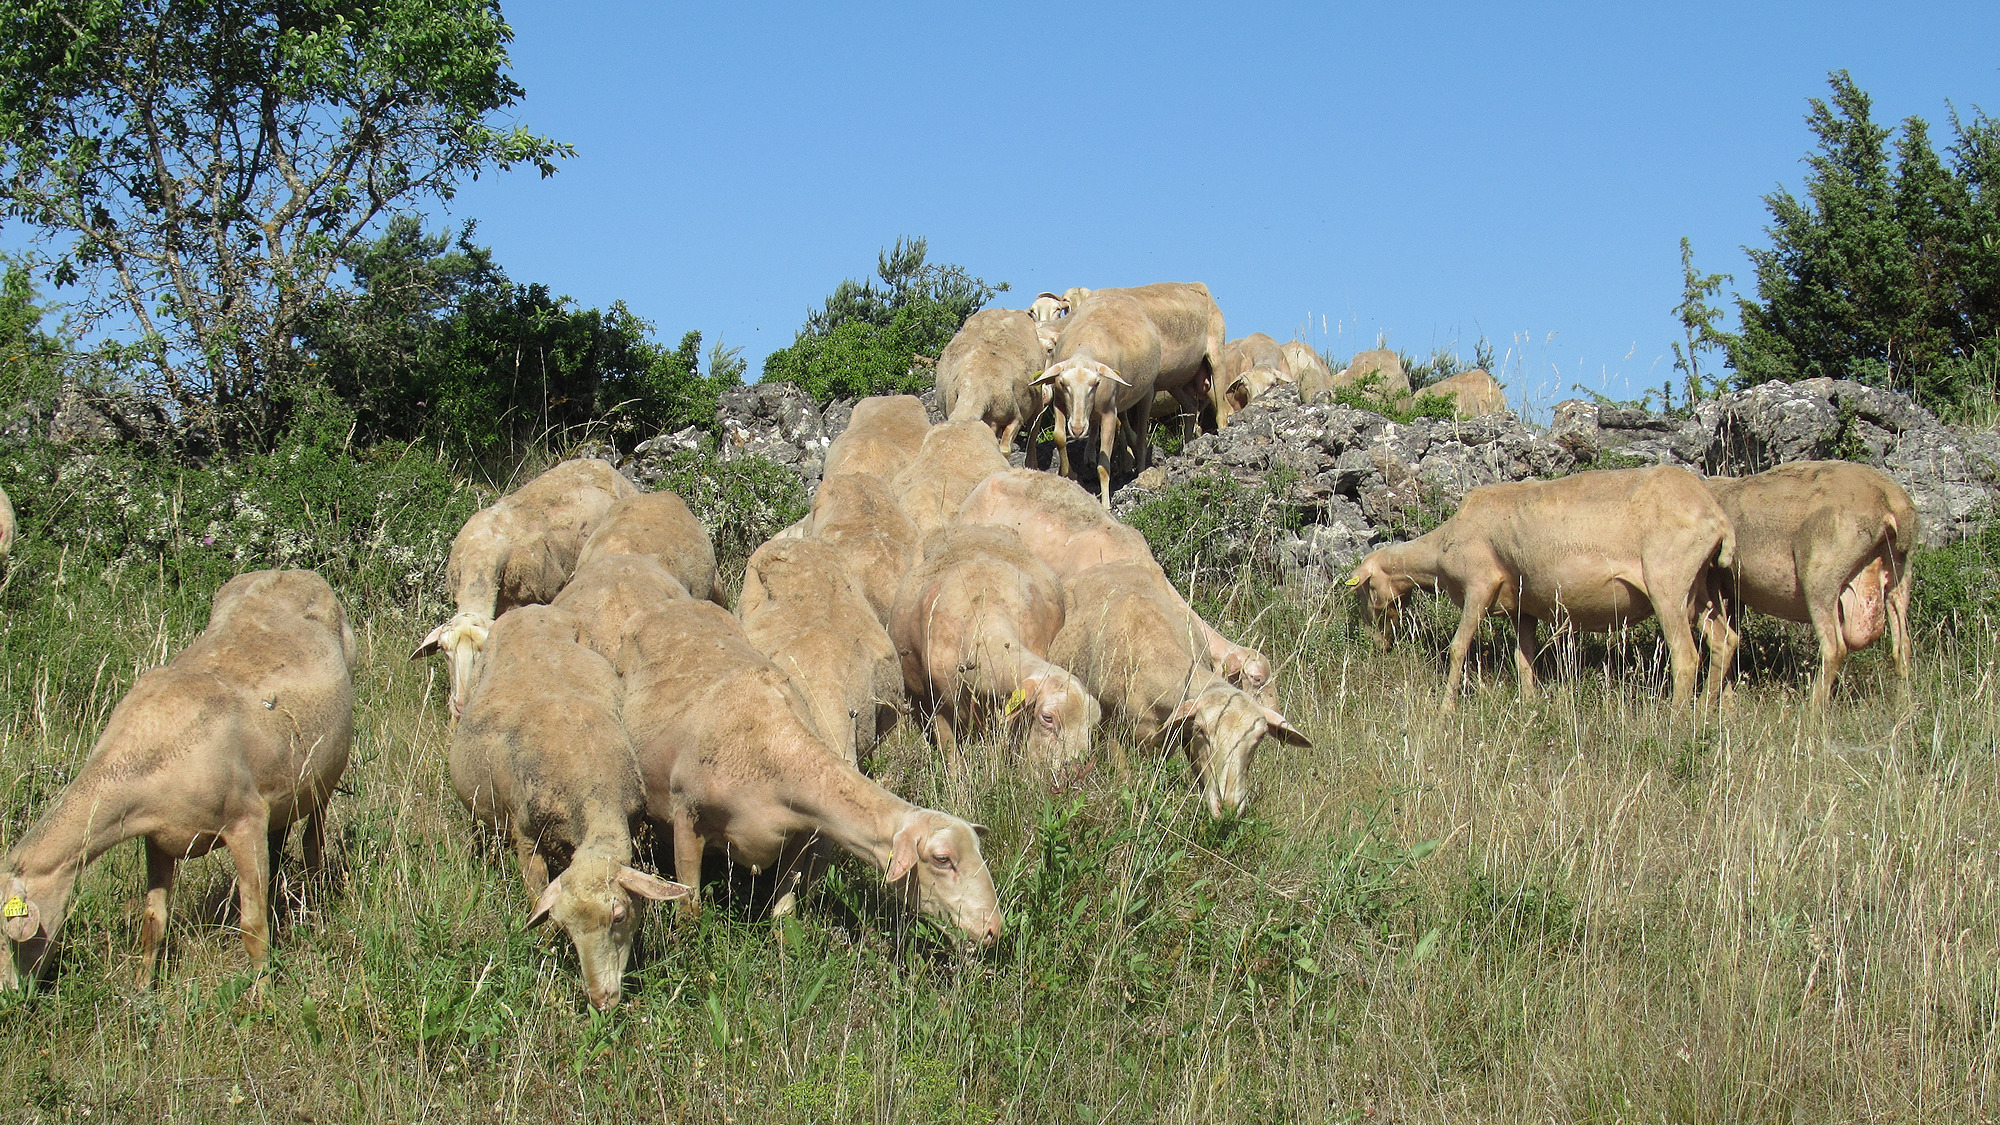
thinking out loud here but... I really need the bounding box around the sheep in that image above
[1217,333,1294,428]
[738,536,902,764]
[1032,291,1162,507]
[0,483,14,562]
[890,419,1013,536]
[551,553,693,661]
[2,570,356,991]
[891,525,1101,777]
[1085,282,1228,435]
[1706,461,1917,705]
[1061,286,1094,310]
[937,309,1050,468]
[1049,561,1309,818]
[615,600,1002,947]
[1280,341,1331,396]
[575,490,724,607]
[1028,292,1068,322]
[822,395,932,480]
[957,468,1281,704]
[804,472,922,628]
[1346,465,1738,710]
[1414,370,1509,417]
[413,458,637,718]
[451,604,688,1010]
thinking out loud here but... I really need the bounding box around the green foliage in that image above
[1670,236,1736,403]
[761,237,1005,402]
[0,257,65,414]
[0,0,570,439]
[303,218,725,462]
[1125,472,1309,587]
[1732,71,2000,414]
[1401,337,1497,391]
[1331,378,1460,423]
[635,446,810,581]
[1911,509,2000,636]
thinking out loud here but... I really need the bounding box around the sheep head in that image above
[1033,360,1130,440]
[527,855,689,1011]
[1,874,52,991]
[410,611,493,719]
[1346,556,1414,653]
[1008,670,1101,777]
[887,810,1001,950]
[1156,686,1311,819]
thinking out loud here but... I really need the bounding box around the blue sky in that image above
[68,3,2000,416]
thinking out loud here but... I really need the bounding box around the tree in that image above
[302,217,723,460]
[1732,71,2000,411]
[1670,237,1734,405]
[762,237,1006,401]
[0,0,570,441]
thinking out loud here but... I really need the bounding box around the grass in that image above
[1,559,1998,1123]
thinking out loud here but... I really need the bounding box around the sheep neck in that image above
[3,772,141,928]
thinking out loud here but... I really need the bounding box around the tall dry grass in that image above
[0,566,1994,1124]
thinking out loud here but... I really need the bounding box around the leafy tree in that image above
[0,0,570,442]
[1670,237,1734,405]
[1732,71,2000,412]
[762,237,1005,401]
[302,218,722,460]
[0,258,67,413]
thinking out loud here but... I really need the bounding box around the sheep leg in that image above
[1513,616,1539,700]
[998,418,1022,462]
[136,840,176,988]
[672,812,705,913]
[1887,555,1913,689]
[1096,411,1118,507]
[1443,583,1499,710]
[1053,407,1071,477]
[1806,594,1848,709]
[1696,577,1740,709]
[1658,599,1703,711]
[223,813,275,972]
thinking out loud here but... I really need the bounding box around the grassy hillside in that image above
[1,549,1994,1123]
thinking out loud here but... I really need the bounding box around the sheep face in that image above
[529,857,688,1010]
[1162,688,1312,819]
[1,875,51,991]
[1034,361,1130,440]
[1219,646,1277,708]
[888,811,1002,950]
[1013,672,1101,776]
[1346,561,1413,653]
[411,612,492,719]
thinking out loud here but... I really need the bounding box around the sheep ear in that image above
[617,866,692,902]
[886,819,920,883]
[410,621,452,660]
[969,823,990,839]
[1262,708,1313,749]
[1149,698,1201,747]
[527,875,564,927]
[1095,362,1131,387]
[2,883,41,943]
[1031,365,1064,387]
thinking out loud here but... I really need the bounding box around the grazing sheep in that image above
[957,469,1281,704]
[1050,562,1309,818]
[615,601,1002,947]
[1217,333,1294,428]
[1325,347,1410,402]
[1415,369,1508,417]
[822,395,933,480]
[890,420,1013,536]
[805,472,923,628]
[551,553,693,661]
[738,537,902,764]
[1033,292,1162,506]
[1707,461,1917,705]
[891,525,1101,776]
[576,490,724,607]
[1280,341,1331,397]
[1028,292,1068,322]
[0,484,14,562]
[452,604,688,1010]
[938,309,1050,468]
[1346,466,1738,710]
[413,458,637,718]
[1085,282,1228,434]
[2,570,356,990]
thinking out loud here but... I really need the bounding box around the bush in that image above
[1911,509,2000,635]
[1125,472,1307,587]
[632,446,810,583]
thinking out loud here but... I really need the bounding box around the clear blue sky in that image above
[365,5,2000,413]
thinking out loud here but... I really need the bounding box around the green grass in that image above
[1,553,1998,1122]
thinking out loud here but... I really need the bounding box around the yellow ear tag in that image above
[2,895,26,919]
[1345,574,1366,588]
[1002,688,1027,719]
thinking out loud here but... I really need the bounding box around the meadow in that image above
[0,525,1994,1125]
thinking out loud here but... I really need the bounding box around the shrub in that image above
[633,446,810,581]
[1911,509,2000,635]
[1125,471,1308,587]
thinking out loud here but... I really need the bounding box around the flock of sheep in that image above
[0,280,1920,1015]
